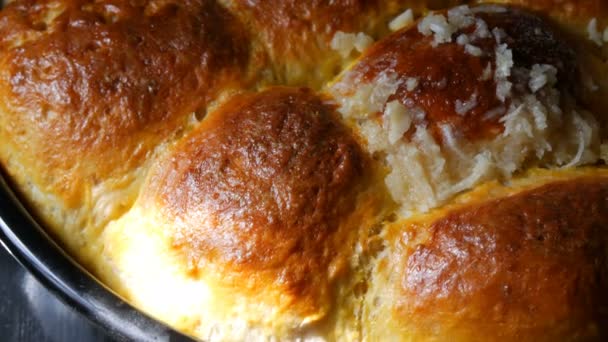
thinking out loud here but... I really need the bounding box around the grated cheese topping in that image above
[455,92,478,115]
[383,100,412,144]
[472,18,491,40]
[465,44,482,56]
[405,77,419,92]
[418,13,455,46]
[456,34,469,45]
[587,18,603,46]
[492,27,506,44]
[480,63,493,81]
[330,31,374,58]
[447,5,475,29]
[528,64,558,93]
[563,112,595,168]
[389,9,414,32]
[494,43,513,101]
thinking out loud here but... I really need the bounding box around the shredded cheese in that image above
[495,43,513,101]
[384,100,412,144]
[587,18,603,46]
[330,31,374,58]
[447,5,475,29]
[389,9,414,32]
[528,64,558,93]
[418,13,455,46]
[465,44,482,56]
[405,77,419,92]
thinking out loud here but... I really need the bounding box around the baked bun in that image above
[100,87,388,339]
[329,5,601,214]
[0,0,254,267]
[0,1,607,341]
[366,168,608,341]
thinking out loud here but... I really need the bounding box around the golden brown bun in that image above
[0,0,251,197]
[146,86,370,324]
[100,87,389,339]
[0,1,607,341]
[367,169,608,341]
[0,0,252,266]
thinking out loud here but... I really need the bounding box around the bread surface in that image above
[0,1,607,341]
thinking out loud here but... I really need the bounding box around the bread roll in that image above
[0,1,607,341]
[100,87,389,339]
[0,0,257,270]
[366,168,608,341]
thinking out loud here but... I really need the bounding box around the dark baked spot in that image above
[478,8,577,87]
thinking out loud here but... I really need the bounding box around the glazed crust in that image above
[0,0,250,204]
[382,173,608,341]
[144,87,375,324]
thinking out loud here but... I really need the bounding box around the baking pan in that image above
[0,172,196,342]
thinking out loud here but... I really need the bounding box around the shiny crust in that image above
[0,0,249,203]
[382,173,608,340]
[145,87,373,323]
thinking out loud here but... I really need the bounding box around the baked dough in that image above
[0,1,607,341]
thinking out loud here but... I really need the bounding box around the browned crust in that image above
[0,0,250,203]
[391,176,608,341]
[146,87,373,318]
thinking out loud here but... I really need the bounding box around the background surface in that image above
[0,245,111,342]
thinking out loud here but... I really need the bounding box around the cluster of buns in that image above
[1,0,607,340]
